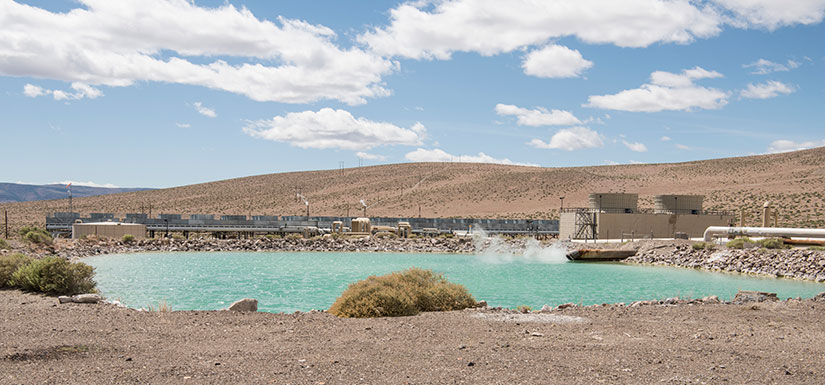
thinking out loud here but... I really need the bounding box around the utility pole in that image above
[4,209,8,239]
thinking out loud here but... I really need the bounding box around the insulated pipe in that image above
[703,226,825,242]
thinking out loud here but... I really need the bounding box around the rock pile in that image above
[51,236,480,259]
[625,242,825,282]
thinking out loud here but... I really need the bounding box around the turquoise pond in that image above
[85,251,825,313]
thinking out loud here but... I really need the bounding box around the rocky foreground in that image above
[2,290,825,384]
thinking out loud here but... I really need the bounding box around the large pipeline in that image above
[703,226,825,242]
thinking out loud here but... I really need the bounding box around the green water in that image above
[85,251,825,313]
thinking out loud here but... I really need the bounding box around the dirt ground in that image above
[2,290,825,384]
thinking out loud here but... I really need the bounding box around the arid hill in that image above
[2,146,824,234]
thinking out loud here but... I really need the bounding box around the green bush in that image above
[756,238,789,250]
[17,225,42,237]
[121,234,135,243]
[692,242,716,251]
[0,253,33,288]
[809,246,825,251]
[19,226,52,245]
[726,237,753,249]
[0,238,10,250]
[10,257,96,295]
[329,268,477,318]
[285,233,303,240]
[23,231,52,245]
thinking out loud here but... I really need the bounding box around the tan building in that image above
[72,222,147,239]
[560,193,734,240]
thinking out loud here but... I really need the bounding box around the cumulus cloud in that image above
[404,148,537,166]
[243,108,427,151]
[494,104,581,126]
[660,136,672,141]
[176,122,191,128]
[528,127,604,151]
[585,67,728,112]
[521,45,593,78]
[743,58,801,75]
[2,0,394,105]
[767,139,825,153]
[712,0,825,30]
[23,82,103,101]
[622,140,648,152]
[676,144,692,150]
[193,102,217,118]
[359,0,722,60]
[740,81,795,99]
[356,152,387,161]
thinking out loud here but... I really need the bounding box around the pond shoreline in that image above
[5,237,825,283]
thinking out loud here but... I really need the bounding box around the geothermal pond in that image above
[86,251,825,313]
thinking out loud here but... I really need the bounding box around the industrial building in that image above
[560,193,735,240]
[72,222,147,239]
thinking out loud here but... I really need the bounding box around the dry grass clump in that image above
[329,268,477,318]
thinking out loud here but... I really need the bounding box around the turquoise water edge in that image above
[85,251,825,313]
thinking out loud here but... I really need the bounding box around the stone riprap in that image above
[47,236,481,260]
[626,242,825,282]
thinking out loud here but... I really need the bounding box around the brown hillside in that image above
[2,147,825,234]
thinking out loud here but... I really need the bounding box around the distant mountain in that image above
[0,183,153,203]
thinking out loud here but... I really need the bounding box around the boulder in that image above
[539,304,553,313]
[813,292,825,302]
[556,303,575,310]
[72,294,103,303]
[733,290,778,304]
[58,296,73,304]
[228,298,258,312]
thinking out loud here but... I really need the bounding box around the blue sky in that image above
[2,0,824,188]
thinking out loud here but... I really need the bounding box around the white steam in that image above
[472,227,568,264]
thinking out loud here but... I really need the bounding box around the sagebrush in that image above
[0,253,33,288]
[10,257,96,295]
[329,268,477,318]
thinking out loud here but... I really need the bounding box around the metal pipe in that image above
[704,226,825,242]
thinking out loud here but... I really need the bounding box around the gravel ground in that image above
[3,290,825,384]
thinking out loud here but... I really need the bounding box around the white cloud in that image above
[1,0,394,105]
[244,108,427,151]
[585,67,728,112]
[767,139,825,153]
[660,136,672,141]
[622,140,648,152]
[676,144,692,150]
[743,58,801,75]
[356,152,387,161]
[528,127,604,151]
[712,0,825,30]
[740,81,795,99]
[23,84,44,97]
[193,102,217,118]
[359,0,722,60]
[404,148,537,166]
[54,180,119,188]
[494,104,581,126]
[22,82,102,100]
[522,44,593,78]
[176,122,191,128]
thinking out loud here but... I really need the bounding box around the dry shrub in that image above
[0,238,10,250]
[0,253,33,288]
[329,268,476,318]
